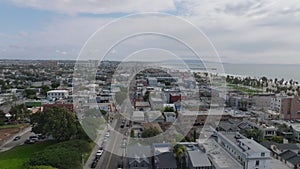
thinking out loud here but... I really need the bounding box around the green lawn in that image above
[0,124,24,129]
[229,84,263,95]
[0,141,55,169]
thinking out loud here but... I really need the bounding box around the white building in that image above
[216,132,271,169]
[47,90,69,99]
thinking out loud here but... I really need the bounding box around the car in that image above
[91,161,97,168]
[37,134,46,140]
[105,132,110,138]
[96,151,103,157]
[29,135,39,142]
[96,149,103,156]
[99,147,103,150]
[25,139,35,144]
[94,156,100,161]
[13,136,21,141]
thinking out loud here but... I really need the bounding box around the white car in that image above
[105,132,110,138]
[96,150,103,157]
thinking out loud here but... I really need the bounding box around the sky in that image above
[0,0,300,64]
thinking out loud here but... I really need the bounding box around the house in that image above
[217,119,241,132]
[127,145,151,169]
[169,93,181,103]
[152,143,177,169]
[187,151,212,169]
[249,120,277,139]
[145,111,165,123]
[135,101,151,111]
[149,93,164,110]
[164,112,177,123]
[261,141,300,160]
[279,150,300,169]
[154,152,177,169]
[132,111,145,123]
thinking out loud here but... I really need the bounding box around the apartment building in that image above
[216,132,271,169]
[270,94,300,120]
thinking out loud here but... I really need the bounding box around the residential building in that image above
[145,111,165,123]
[127,145,151,169]
[202,138,243,169]
[47,90,69,99]
[251,94,274,111]
[164,112,177,123]
[216,132,271,169]
[153,143,177,169]
[270,94,300,120]
[149,93,164,110]
[132,111,145,123]
[187,151,212,169]
[135,101,151,111]
[42,103,74,112]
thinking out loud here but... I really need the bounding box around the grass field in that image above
[0,141,55,169]
[0,124,24,129]
[229,84,263,95]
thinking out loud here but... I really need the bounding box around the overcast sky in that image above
[0,0,300,64]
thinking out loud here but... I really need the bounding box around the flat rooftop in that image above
[220,132,270,154]
[188,151,211,167]
[203,139,243,169]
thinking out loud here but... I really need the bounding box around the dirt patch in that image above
[0,124,29,145]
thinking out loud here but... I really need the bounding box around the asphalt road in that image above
[85,115,130,169]
[0,126,33,152]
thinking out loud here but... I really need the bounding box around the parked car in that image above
[29,135,39,142]
[96,150,103,157]
[13,136,21,141]
[91,161,97,168]
[25,139,35,144]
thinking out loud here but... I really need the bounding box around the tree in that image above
[30,107,78,142]
[51,82,60,89]
[175,145,186,169]
[40,85,51,96]
[244,129,263,141]
[130,130,135,137]
[9,104,31,122]
[141,127,161,138]
[271,136,284,143]
[23,89,37,99]
[0,110,5,125]
[164,106,175,112]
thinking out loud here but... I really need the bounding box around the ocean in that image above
[223,63,300,83]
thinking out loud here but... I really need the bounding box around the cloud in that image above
[1,0,300,64]
[9,0,176,14]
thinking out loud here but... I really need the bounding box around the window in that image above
[256,160,260,166]
[261,152,265,157]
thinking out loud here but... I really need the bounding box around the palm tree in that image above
[175,145,186,169]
